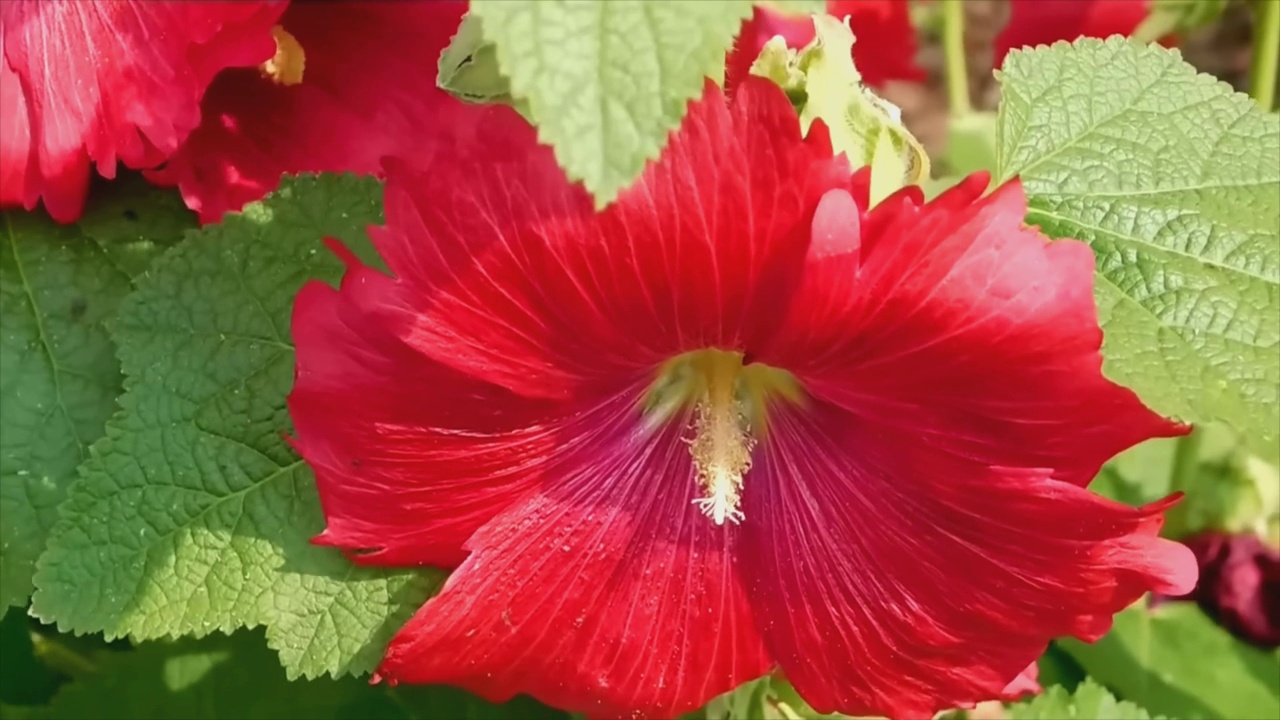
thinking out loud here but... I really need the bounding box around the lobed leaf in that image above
[0,178,193,612]
[1007,679,1158,719]
[996,38,1280,461]
[471,0,754,207]
[30,175,437,679]
[1061,603,1280,719]
[35,630,565,719]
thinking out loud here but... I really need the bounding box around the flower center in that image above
[643,349,800,526]
[260,26,306,86]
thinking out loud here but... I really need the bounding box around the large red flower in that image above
[148,0,477,224]
[726,0,923,92]
[994,0,1157,69]
[288,79,1196,718]
[0,1,284,222]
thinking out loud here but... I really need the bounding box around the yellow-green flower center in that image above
[643,349,801,526]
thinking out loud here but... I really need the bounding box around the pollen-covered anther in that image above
[260,25,306,86]
[689,393,755,526]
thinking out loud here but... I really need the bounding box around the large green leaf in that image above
[471,0,754,207]
[0,178,194,611]
[996,38,1280,461]
[1007,679,1157,719]
[1061,603,1280,719]
[34,630,564,720]
[30,175,437,679]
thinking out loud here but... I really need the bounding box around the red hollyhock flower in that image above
[1175,531,1280,648]
[288,78,1196,718]
[0,1,284,222]
[994,0,1160,69]
[147,0,477,224]
[726,0,924,92]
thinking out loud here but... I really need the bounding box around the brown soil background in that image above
[880,0,1261,161]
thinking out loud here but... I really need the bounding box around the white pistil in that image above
[689,394,753,526]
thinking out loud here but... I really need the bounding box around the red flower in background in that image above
[727,0,923,91]
[995,0,1158,68]
[149,0,476,224]
[0,1,284,222]
[289,77,1196,719]
[1176,531,1280,648]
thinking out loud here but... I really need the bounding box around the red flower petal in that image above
[0,48,31,208]
[292,63,1194,720]
[289,254,561,567]
[371,78,850,400]
[149,0,477,224]
[726,0,923,94]
[759,179,1187,486]
[0,0,283,222]
[994,0,1159,70]
[740,398,1194,718]
[375,395,771,717]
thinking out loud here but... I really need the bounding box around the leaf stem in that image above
[30,631,98,678]
[942,0,972,116]
[1169,428,1203,495]
[1164,428,1203,538]
[1251,0,1279,110]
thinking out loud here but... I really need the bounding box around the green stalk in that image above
[31,631,98,678]
[1250,0,1279,111]
[1163,428,1204,538]
[941,0,972,117]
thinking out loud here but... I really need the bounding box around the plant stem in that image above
[1163,428,1204,538]
[31,631,98,677]
[1169,428,1204,496]
[941,0,972,117]
[1251,0,1279,111]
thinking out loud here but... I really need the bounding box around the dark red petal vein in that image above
[289,254,562,567]
[761,179,1185,485]
[740,399,1195,719]
[376,393,771,717]
[374,78,850,400]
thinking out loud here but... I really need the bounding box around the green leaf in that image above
[30,175,438,679]
[1135,0,1229,43]
[0,703,47,720]
[995,38,1280,461]
[39,630,565,720]
[437,12,513,106]
[789,15,929,206]
[472,0,754,207]
[0,177,194,611]
[1007,679,1157,719]
[1035,642,1086,692]
[1090,437,1179,506]
[1061,603,1280,719]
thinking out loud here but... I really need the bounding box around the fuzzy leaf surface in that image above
[472,0,753,207]
[1007,680,1158,719]
[997,38,1280,460]
[0,178,193,611]
[1061,603,1280,719]
[36,630,566,720]
[30,175,437,679]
